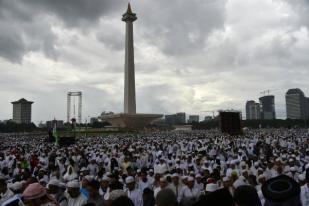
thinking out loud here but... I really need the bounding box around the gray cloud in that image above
[0,0,309,122]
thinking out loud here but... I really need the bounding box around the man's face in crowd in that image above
[159,180,167,188]
[127,182,135,191]
[47,184,58,194]
[141,172,147,181]
[187,180,194,188]
[100,180,109,189]
[67,187,80,198]
[172,177,179,185]
[0,181,7,194]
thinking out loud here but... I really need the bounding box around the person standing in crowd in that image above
[47,179,68,206]
[126,176,143,206]
[178,176,200,203]
[86,179,105,206]
[66,180,88,206]
[0,176,14,205]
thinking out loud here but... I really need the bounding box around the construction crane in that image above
[260,90,270,96]
[201,111,216,119]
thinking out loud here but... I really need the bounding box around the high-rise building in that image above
[306,97,309,119]
[11,98,33,124]
[285,88,307,119]
[176,112,186,124]
[259,95,276,120]
[246,100,261,120]
[165,112,186,125]
[188,115,199,123]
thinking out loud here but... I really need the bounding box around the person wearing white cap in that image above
[87,159,98,177]
[194,174,204,194]
[168,173,182,198]
[138,171,152,192]
[99,176,110,200]
[155,158,168,175]
[178,176,200,203]
[47,179,68,206]
[0,176,14,205]
[154,177,168,198]
[205,183,219,193]
[66,180,87,206]
[126,176,143,206]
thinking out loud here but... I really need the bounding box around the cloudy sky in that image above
[0,0,309,123]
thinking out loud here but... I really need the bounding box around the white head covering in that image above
[67,180,80,188]
[206,183,219,192]
[125,176,135,184]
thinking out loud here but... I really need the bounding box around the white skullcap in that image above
[187,177,195,182]
[290,167,296,172]
[137,169,141,173]
[67,180,80,188]
[108,189,127,201]
[257,174,265,181]
[233,179,247,189]
[299,174,306,181]
[196,174,202,178]
[84,175,94,182]
[125,176,135,184]
[206,183,219,192]
[80,167,87,172]
[48,179,61,187]
[172,173,179,178]
[102,176,110,182]
[9,182,23,191]
[149,169,154,172]
[223,176,229,182]
[181,176,188,180]
[160,177,167,182]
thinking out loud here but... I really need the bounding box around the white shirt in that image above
[178,186,200,202]
[138,179,152,192]
[66,193,87,206]
[301,184,309,206]
[0,189,14,205]
[127,189,143,206]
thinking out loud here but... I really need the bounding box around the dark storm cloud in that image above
[0,0,123,63]
[24,0,123,27]
[136,0,227,56]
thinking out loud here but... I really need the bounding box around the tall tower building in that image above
[285,88,307,119]
[259,95,276,120]
[122,3,137,114]
[246,100,260,120]
[11,98,33,124]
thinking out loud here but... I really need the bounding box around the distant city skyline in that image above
[0,1,309,123]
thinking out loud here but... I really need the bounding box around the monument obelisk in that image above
[101,3,162,129]
[122,3,137,114]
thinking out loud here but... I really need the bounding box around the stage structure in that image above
[219,110,242,135]
[67,91,82,124]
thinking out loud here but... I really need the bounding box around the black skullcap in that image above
[262,175,300,203]
[156,188,177,206]
[234,185,262,206]
[194,189,235,206]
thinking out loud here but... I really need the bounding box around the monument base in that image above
[101,113,163,129]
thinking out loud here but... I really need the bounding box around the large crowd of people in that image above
[1,128,309,206]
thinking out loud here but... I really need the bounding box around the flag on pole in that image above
[53,119,59,146]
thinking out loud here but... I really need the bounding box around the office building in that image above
[11,98,33,124]
[285,88,307,119]
[259,95,276,120]
[176,112,186,124]
[46,120,64,129]
[246,100,261,120]
[188,115,199,123]
[165,112,186,125]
